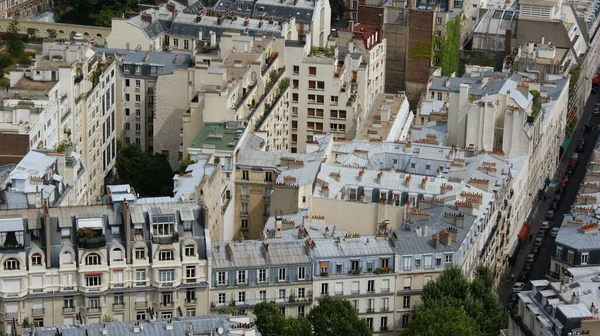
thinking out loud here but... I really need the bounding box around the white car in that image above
[534,237,544,246]
[513,282,525,293]
[540,221,550,230]
[526,254,535,263]
[550,227,560,237]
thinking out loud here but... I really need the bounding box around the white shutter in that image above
[335,282,343,294]
[111,249,123,261]
[114,313,124,322]
[31,275,43,288]
[403,277,411,289]
[4,279,20,292]
[136,292,145,302]
[113,271,124,283]
[6,302,18,313]
[32,299,43,310]
[352,281,359,292]
[382,279,390,291]
[62,273,74,286]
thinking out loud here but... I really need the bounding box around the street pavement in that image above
[498,90,600,304]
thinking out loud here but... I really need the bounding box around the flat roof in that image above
[188,121,247,151]
[11,77,57,92]
[357,93,407,141]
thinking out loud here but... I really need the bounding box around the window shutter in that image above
[31,275,43,288]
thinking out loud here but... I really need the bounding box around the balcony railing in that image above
[87,307,101,313]
[62,307,75,313]
[152,235,178,245]
[161,302,174,308]
[32,308,44,315]
[113,303,125,309]
[135,301,148,307]
[78,236,106,249]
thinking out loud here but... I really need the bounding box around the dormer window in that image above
[31,253,42,266]
[111,248,123,262]
[4,258,20,270]
[159,249,175,261]
[151,215,175,237]
[135,247,146,260]
[184,245,195,257]
[124,64,130,72]
[0,218,24,249]
[85,253,101,265]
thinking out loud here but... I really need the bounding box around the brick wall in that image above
[406,10,434,86]
[357,5,384,25]
[0,133,28,165]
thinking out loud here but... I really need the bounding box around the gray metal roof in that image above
[25,314,258,336]
[555,214,600,250]
[311,235,394,259]
[212,240,311,269]
[93,48,192,77]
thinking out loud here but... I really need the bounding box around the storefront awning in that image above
[518,223,531,241]
[561,138,572,150]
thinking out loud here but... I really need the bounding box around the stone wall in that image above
[0,19,109,45]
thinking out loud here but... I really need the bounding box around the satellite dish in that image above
[217,327,224,334]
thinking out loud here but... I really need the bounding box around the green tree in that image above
[115,144,174,197]
[253,302,287,336]
[283,316,313,336]
[329,0,346,21]
[402,304,482,336]
[308,296,371,336]
[115,144,148,192]
[6,18,24,57]
[179,153,196,173]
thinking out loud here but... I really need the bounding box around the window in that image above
[309,67,316,76]
[298,267,306,280]
[415,258,421,268]
[581,253,589,265]
[237,270,248,284]
[321,282,329,295]
[330,110,346,119]
[298,305,305,316]
[381,258,389,268]
[320,262,328,274]
[135,269,146,286]
[114,293,124,305]
[265,171,272,182]
[186,308,196,317]
[125,94,130,101]
[173,39,179,47]
[238,291,246,303]
[186,266,196,279]
[336,263,342,273]
[278,289,286,299]
[568,250,575,263]
[86,275,101,287]
[64,297,74,309]
[401,315,410,328]
[292,93,299,102]
[159,250,174,261]
[403,296,411,308]
[293,65,299,74]
[436,257,442,266]
[241,203,248,215]
[125,79,130,87]
[125,123,130,130]
[184,245,195,256]
[404,277,412,290]
[241,186,248,198]
[381,316,388,331]
[241,219,249,230]
[258,269,267,283]
[308,108,324,118]
[445,254,453,264]
[86,253,101,265]
[367,280,375,293]
[31,254,42,266]
[161,292,173,306]
[351,260,359,271]
[135,79,140,87]
[136,312,146,320]
[88,297,100,309]
[280,306,286,316]
[135,95,141,102]
[556,246,563,257]
[183,40,189,50]
[278,268,286,281]
[330,123,346,133]
[403,256,412,271]
[298,288,305,298]
[125,108,130,116]
[242,170,249,180]
[366,318,373,330]
[437,92,442,100]
[436,17,442,24]
[159,270,174,284]
[136,109,141,116]
[186,288,196,302]
[436,30,441,37]
[218,293,226,304]
[259,290,267,301]
[331,96,338,105]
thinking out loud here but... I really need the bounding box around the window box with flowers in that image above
[320,271,329,277]
[348,268,362,275]
[373,267,393,275]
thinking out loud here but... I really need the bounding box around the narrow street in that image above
[499,90,600,303]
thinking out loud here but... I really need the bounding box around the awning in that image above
[561,138,572,150]
[112,268,124,272]
[85,272,103,277]
[544,177,552,187]
[518,223,531,241]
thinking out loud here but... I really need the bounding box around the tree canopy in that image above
[329,0,346,21]
[401,304,482,336]
[56,0,149,27]
[253,297,371,336]
[115,143,174,197]
[7,19,24,56]
[403,265,507,336]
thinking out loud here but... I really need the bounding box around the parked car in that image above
[595,107,600,116]
[541,221,551,230]
[560,175,569,186]
[523,263,534,272]
[572,153,580,162]
[566,166,575,177]
[513,282,525,293]
[534,237,544,246]
[537,230,546,238]
[593,86,598,94]
[568,159,577,168]
[550,200,560,210]
[531,245,541,255]
[546,210,556,220]
[526,254,536,263]
[576,139,587,152]
[518,271,530,283]
[551,227,560,237]
[553,194,562,204]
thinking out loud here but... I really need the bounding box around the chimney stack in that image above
[124,198,132,264]
[275,216,282,238]
[210,31,216,46]
[44,203,51,268]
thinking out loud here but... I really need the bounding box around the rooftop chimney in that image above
[275,216,282,238]
[166,2,176,12]
[210,31,216,46]
[124,198,132,264]
[44,203,51,268]
[259,18,263,28]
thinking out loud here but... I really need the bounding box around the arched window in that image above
[4,258,20,270]
[85,253,101,265]
[111,248,123,261]
[31,253,42,266]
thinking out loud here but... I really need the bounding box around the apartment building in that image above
[2,149,86,208]
[95,49,192,162]
[23,314,259,336]
[284,24,385,152]
[107,0,299,53]
[509,269,600,336]
[210,240,314,318]
[234,134,332,240]
[0,185,210,334]
[5,37,118,204]
[310,236,396,334]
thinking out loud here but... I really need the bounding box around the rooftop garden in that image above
[309,46,335,58]
[528,90,542,121]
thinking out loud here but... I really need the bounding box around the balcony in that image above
[78,236,106,249]
[31,308,44,315]
[74,75,83,84]
[152,234,178,245]
[135,301,148,307]
[261,52,279,76]
[87,307,101,314]
[161,302,174,308]
[62,307,75,314]
[185,299,197,306]
[113,303,125,310]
